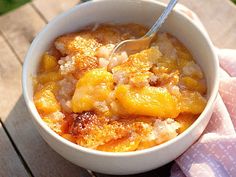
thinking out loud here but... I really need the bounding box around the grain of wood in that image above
[0,4,45,62]
[0,33,92,177]
[160,0,236,49]
[0,122,30,177]
[33,0,80,21]
[0,34,22,119]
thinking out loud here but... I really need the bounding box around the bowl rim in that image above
[22,0,219,157]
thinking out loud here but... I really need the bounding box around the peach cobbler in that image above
[33,24,207,152]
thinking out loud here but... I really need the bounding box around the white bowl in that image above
[22,0,219,175]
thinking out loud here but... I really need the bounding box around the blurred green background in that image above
[0,0,236,15]
[0,0,31,15]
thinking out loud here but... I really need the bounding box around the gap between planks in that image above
[30,3,48,23]
[0,118,34,177]
[0,119,30,177]
[0,30,23,65]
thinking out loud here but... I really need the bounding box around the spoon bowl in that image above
[108,0,178,70]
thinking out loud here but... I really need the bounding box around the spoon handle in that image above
[145,0,178,37]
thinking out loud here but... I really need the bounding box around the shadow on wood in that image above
[95,162,173,177]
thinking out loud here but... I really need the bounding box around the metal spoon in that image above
[108,0,178,70]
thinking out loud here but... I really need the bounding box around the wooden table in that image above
[0,0,235,177]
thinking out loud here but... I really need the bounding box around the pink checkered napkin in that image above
[170,5,236,177]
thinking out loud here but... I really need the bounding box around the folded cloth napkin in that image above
[171,4,236,177]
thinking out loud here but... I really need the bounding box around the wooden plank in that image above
[32,0,80,21]
[0,122,30,177]
[161,0,236,49]
[0,34,23,119]
[0,4,45,62]
[0,0,80,63]
[0,34,92,177]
